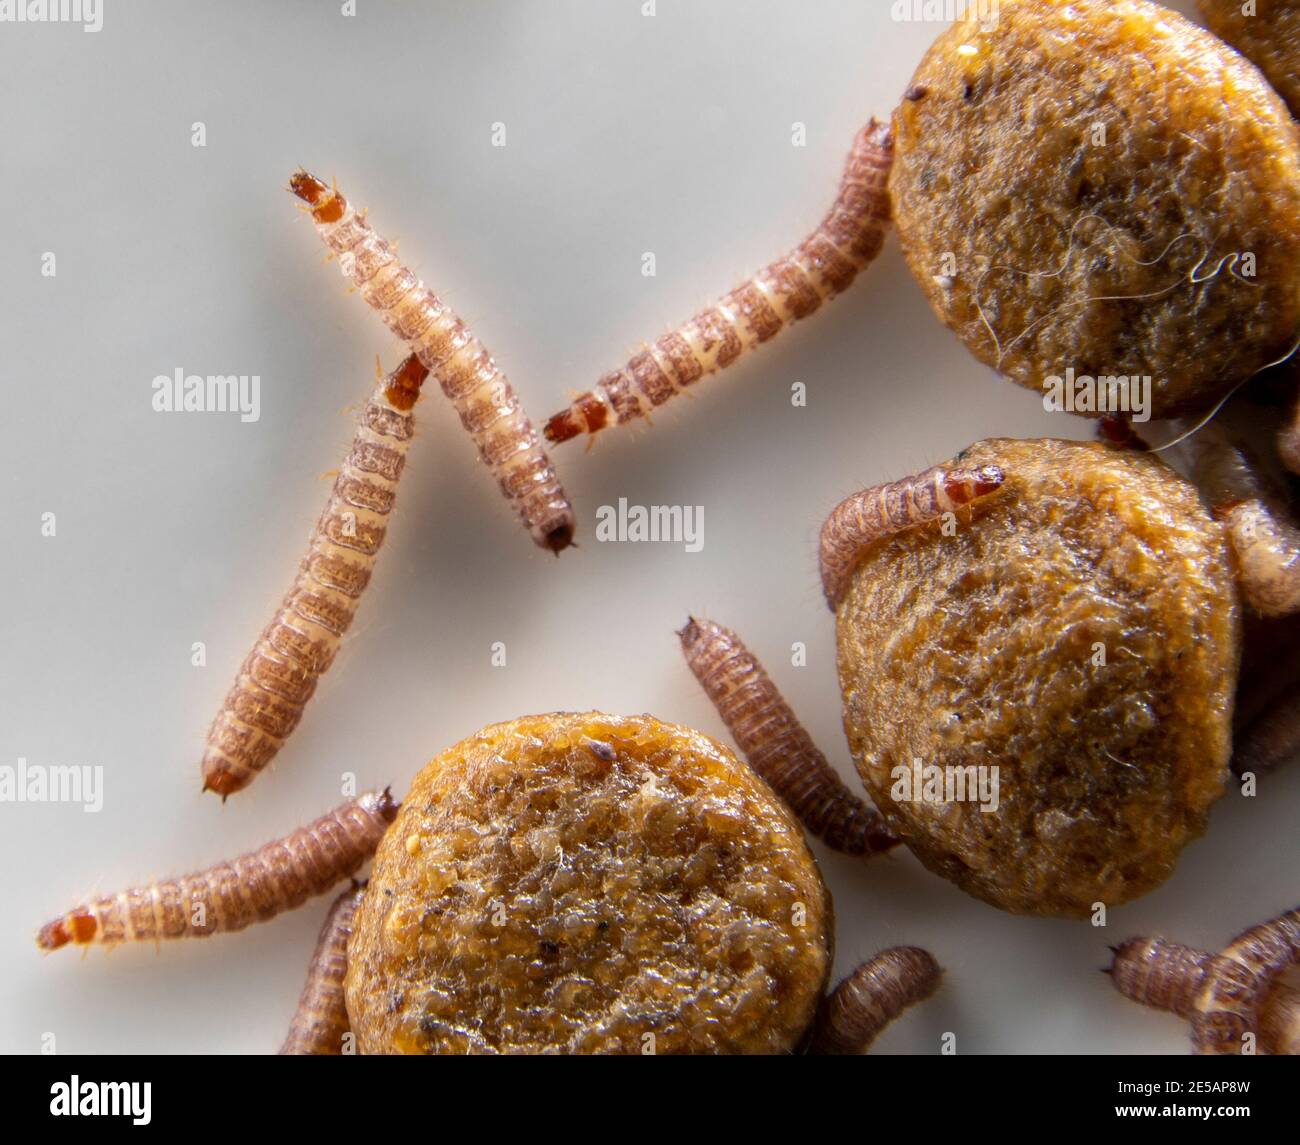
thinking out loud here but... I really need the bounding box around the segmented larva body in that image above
[678,617,897,857]
[289,171,575,554]
[809,946,942,1056]
[544,120,894,445]
[819,463,1006,609]
[1109,935,1300,1055]
[35,791,396,951]
[1192,906,1300,1054]
[1234,684,1300,774]
[1109,937,1218,1020]
[280,883,365,1056]
[1187,429,1300,617]
[201,355,430,798]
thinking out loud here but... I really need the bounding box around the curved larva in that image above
[678,617,897,857]
[1186,429,1300,617]
[544,119,895,445]
[1192,905,1300,1054]
[818,463,1006,610]
[1109,935,1300,1054]
[808,946,942,1055]
[279,883,365,1056]
[201,355,430,798]
[289,171,575,554]
[35,791,397,951]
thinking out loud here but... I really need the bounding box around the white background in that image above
[3,0,1296,1054]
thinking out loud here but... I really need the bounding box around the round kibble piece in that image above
[1200,0,1300,116]
[835,438,1240,916]
[346,712,832,1053]
[890,0,1300,417]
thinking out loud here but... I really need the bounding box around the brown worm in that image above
[203,355,429,797]
[1109,936,1300,1055]
[678,617,897,857]
[289,171,575,554]
[819,463,1006,610]
[1234,684,1300,774]
[1186,427,1300,617]
[1191,906,1300,1054]
[36,791,396,951]
[544,119,894,445]
[808,946,942,1055]
[279,883,365,1056]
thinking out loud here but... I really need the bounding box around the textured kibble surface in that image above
[890,0,1300,416]
[347,712,831,1054]
[835,439,1240,916]
[1200,0,1300,116]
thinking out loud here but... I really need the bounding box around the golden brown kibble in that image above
[1109,907,1300,1055]
[678,617,897,857]
[280,883,365,1056]
[290,170,575,553]
[544,120,893,444]
[36,792,396,950]
[1199,0,1300,116]
[832,438,1240,916]
[891,0,1300,418]
[202,355,428,796]
[809,947,942,1055]
[345,712,832,1054]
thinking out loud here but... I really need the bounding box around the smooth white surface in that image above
[2,0,1296,1055]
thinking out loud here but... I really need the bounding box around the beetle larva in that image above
[279,883,365,1056]
[1184,427,1300,618]
[543,120,894,444]
[678,617,897,857]
[1192,906,1300,1054]
[288,171,575,553]
[35,791,396,951]
[202,354,430,798]
[1109,934,1300,1054]
[818,462,1005,609]
[809,946,942,1055]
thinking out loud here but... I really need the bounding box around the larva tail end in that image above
[36,909,97,952]
[202,757,250,800]
[677,615,720,654]
[375,787,401,824]
[543,521,576,555]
